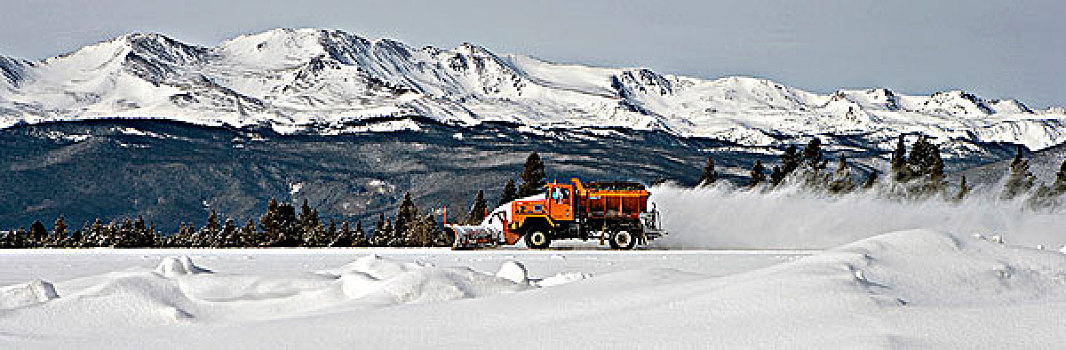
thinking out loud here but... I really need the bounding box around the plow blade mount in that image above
[448,224,504,249]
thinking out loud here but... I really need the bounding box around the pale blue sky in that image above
[1,0,1063,107]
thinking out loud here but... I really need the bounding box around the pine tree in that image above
[70,223,86,248]
[749,160,766,187]
[352,221,367,247]
[324,219,343,247]
[466,190,488,225]
[297,199,323,246]
[802,139,824,170]
[781,145,801,176]
[198,211,221,248]
[890,135,907,174]
[770,166,785,186]
[51,216,68,247]
[219,218,238,247]
[862,171,879,189]
[498,179,518,206]
[410,214,439,247]
[133,215,149,247]
[372,213,388,246]
[828,154,856,194]
[1002,146,1036,199]
[240,218,258,247]
[955,176,971,201]
[28,220,47,246]
[84,218,105,247]
[260,199,297,246]
[6,228,29,248]
[393,192,418,246]
[699,155,717,186]
[1052,156,1066,196]
[518,151,547,197]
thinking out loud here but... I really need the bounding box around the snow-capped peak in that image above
[1,28,1065,153]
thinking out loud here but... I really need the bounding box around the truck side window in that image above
[561,188,570,200]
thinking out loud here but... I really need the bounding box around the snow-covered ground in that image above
[2,231,1064,349]
[2,186,1065,348]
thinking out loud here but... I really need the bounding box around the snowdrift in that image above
[0,280,58,309]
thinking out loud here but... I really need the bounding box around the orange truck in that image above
[448,178,666,249]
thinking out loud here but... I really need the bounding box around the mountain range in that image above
[2,28,1065,155]
[1,28,1064,230]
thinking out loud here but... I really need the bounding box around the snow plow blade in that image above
[448,224,504,249]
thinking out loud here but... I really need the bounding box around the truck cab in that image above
[546,183,575,222]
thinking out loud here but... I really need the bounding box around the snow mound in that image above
[833,230,1066,307]
[496,261,528,284]
[335,255,531,303]
[534,272,592,287]
[0,280,59,309]
[154,256,211,277]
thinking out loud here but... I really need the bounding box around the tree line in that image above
[0,151,551,249]
[698,135,1066,205]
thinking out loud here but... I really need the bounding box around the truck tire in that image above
[609,231,636,250]
[525,229,551,249]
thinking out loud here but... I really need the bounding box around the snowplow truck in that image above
[449,178,666,249]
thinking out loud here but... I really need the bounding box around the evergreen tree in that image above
[114,217,135,248]
[377,219,394,246]
[324,219,342,247]
[51,216,68,247]
[133,215,150,247]
[906,136,937,178]
[699,155,717,186]
[828,155,856,194]
[393,192,418,246]
[329,220,349,247]
[297,199,324,246]
[147,221,159,247]
[518,151,547,197]
[410,214,439,247]
[198,211,221,248]
[28,220,47,246]
[220,218,239,247]
[70,223,85,248]
[802,139,824,170]
[781,145,802,176]
[955,176,971,201]
[240,218,258,247]
[862,171,879,189]
[372,213,388,246]
[749,160,767,187]
[466,190,488,225]
[5,228,29,248]
[770,165,785,186]
[498,179,518,206]
[1052,156,1066,196]
[1002,146,1036,199]
[352,221,368,247]
[890,135,907,174]
[83,218,105,247]
[260,199,297,246]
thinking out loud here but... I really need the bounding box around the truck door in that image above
[547,185,574,222]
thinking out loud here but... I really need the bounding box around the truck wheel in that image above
[525,229,551,249]
[609,231,636,250]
